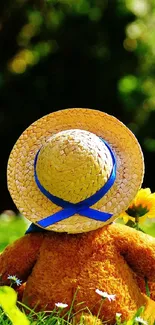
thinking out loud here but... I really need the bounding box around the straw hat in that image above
[7,108,144,234]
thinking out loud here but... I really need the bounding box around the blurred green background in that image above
[1,0,155,245]
[0,214,29,251]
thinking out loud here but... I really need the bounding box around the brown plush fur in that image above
[0,223,155,324]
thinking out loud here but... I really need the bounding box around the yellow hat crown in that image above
[36,129,113,204]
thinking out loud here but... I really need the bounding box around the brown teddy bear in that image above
[1,108,155,324]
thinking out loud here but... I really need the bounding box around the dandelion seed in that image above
[7,275,22,286]
[55,302,68,308]
[135,317,148,325]
[95,289,116,301]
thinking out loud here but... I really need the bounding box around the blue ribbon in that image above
[29,138,116,229]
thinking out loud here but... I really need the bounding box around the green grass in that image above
[0,303,76,325]
[0,297,150,325]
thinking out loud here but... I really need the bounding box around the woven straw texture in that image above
[7,108,144,233]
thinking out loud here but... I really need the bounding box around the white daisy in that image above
[95,289,116,301]
[7,275,22,286]
[55,302,68,308]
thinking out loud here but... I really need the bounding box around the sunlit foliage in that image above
[0,0,155,152]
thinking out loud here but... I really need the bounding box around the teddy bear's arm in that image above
[111,223,155,281]
[0,233,44,285]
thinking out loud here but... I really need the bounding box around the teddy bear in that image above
[0,108,155,325]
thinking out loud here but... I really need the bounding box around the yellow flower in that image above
[119,188,155,224]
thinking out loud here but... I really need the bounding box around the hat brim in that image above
[7,108,144,233]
